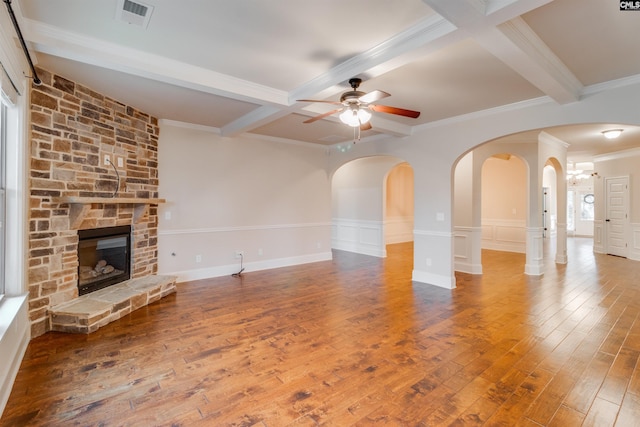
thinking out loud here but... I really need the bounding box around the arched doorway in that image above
[452,131,570,277]
[331,156,414,257]
[384,162,414,246]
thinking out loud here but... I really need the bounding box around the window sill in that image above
[0,294,28,343]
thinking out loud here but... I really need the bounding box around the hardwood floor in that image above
[3,238,640,426]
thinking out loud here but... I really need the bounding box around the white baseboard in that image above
[165,252,333,283]
[454,261,483,274]
[412,270,456,289]
[331,241,386,257]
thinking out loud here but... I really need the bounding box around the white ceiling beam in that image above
[476,17,582,104]
[227,13,458,137]
[220,105,289,137]
[423,0,582,104]
[485,0,554,21]
[289,14,457,104]
[23,19,289,106]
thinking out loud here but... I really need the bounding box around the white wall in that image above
[157,122,333,282]
[481,156,527,253]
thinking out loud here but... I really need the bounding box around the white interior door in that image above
[605,176,629,257]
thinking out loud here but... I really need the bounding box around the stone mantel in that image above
[52,196,166,228]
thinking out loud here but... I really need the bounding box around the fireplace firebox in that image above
[77,225,131,295]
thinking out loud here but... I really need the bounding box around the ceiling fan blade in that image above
[370,104,421,118]
[358,90,390,104]
[360,121,372,131]
[303,108,343,124]
[297,99,343,105]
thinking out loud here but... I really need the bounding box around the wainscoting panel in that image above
[482,219,526,253]
[384,216,414,244]
[593,219,604,254]
[631,223,640,261]
[454,226,483,274]
[332,218,386,257]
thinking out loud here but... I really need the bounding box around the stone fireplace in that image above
[28,68,166,337]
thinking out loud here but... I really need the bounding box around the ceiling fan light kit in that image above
[339,107,371,127]
[298,77,420,134]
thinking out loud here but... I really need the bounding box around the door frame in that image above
[604,175,630,257]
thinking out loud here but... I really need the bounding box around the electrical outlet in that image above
[195,254,202,263]
[117,157,124,168]
[103,154,111,166]
[235,250,244,259]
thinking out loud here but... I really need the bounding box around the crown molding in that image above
[593,147,640,162]
[539,130,570,149]
[582,73,640,97]
[159,119,221,134]
[416,95,550,131]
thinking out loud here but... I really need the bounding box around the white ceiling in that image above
[12,0,640,161]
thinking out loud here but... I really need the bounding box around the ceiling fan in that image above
[297,78,421,132]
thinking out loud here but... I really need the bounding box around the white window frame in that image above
[0,101,6,298]
[0,83,27,298]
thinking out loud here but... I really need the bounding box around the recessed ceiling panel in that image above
[361,39,545,124]
[523,0,640,86]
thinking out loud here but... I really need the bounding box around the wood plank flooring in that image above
[3,238,640,426]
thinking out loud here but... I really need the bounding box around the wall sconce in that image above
[602,129,623,139]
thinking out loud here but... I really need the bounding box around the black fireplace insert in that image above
[77,225,131,295]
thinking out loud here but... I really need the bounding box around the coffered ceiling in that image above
[10,0,640,161]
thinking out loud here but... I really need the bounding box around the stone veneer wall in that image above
[28,68,160,337]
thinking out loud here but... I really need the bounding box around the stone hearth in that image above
[50,275,177,334]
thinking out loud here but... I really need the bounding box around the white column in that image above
[555,222,568,263]
[525,226,545,275]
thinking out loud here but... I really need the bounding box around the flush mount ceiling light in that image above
[602,129,623,139]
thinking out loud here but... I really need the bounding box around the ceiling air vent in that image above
[116,0,154,29]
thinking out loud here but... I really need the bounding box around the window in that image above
[0,101,5,297]
[0,64,24,299]
[581,193,595,221]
